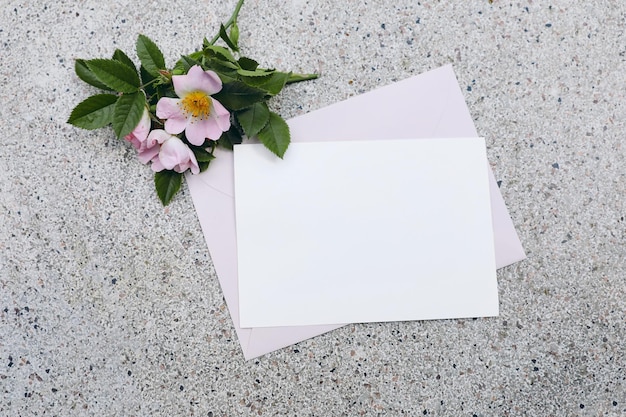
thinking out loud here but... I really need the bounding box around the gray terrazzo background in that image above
[1,0,625,415]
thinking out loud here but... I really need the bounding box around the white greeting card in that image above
[234,137,498,328]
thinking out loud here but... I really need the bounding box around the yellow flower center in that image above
[181,91,211,118]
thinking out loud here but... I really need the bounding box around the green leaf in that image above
[203,45,237,63]
[188,50,204,61]
[286,72,319,84]
[67,94,118,129]
[191,146,216,163]
[112,92,145,138]
[212,81,266,110]
[217,125,243,150]
[219,23,239,52]
[210,68,238,84]
[139,66,160,106]
[243,71,290,96]
[173,51,204,74]
[207,56,239,71]
[198,161,211,172]
[190,146,215,173]
[257,112,290,158]
[112,49,137,72]
[236,68,274,78]
[85,59,140,93]
[238,56,258,71]
[173,54,203,74]
[154,170,183,206]
[75,59,113,91]
[136,34,166,77]
[206,57,239,71]
[236,102,270,138]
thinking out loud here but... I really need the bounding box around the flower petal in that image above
[137,144,160,164]
[211,98,231,132]
[135,108,152,139]
[189,161,200,175]
[159,136,189,170]
[156,97,182,119]
[185,118,223,144]
[147,129,173,145]
[173,65,222,97]
[156,136,200,174]
[164,117,187,135]
[124,107,151,146]
[156,98,188,135]
[151,158,165,172]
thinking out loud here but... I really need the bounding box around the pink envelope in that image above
[186,64,526,360]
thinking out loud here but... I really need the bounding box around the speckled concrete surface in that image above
[1,0,625,415]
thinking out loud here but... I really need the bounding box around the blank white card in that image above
[234,138,498,328]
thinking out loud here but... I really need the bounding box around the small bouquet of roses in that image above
[68,0,316,205]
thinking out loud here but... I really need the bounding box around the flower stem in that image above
[209,0,245,45]
[140,77,161,90]
[286,73,319,84]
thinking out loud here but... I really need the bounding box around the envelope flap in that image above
[288,64,469,142]
[190,147,235,197]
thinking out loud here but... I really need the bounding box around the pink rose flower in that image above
[147,130,200,175]
[123,107,162,165]
[156,65,230,146]
[124,107,151,148]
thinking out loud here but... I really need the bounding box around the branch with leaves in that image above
[68,0,317,205]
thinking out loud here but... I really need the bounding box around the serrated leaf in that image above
[191,146,216,163]
[203,45,237,63]
[211,70,238,85]
[67,94,118,129]
[173,54,204,74]
[236,102,270,138]
[112,92,145,138]
[189,50,204,61]
[140,66,159,106]
[175,50,204,68]
[217,125,243,150]
[191,145,215,172]
[75,59,113,91]
[257,112,290,158]
[243,71,290,96]
[238,56,258,71]
[212,81,266,110]
[139,64,156,86]
[154,170,183,206]
[85,59,140,93]
[219,23,239,52]
[206,59,239,75]
[197,161,210,172]
[236,68,274,78]
[137,34,166,77]
[112,49,137,72]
